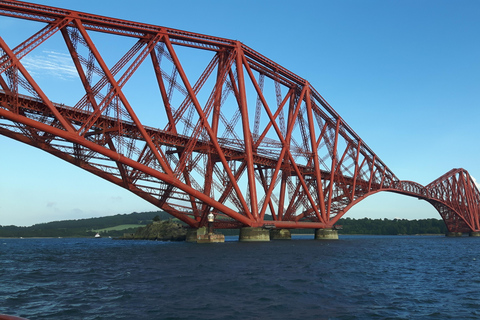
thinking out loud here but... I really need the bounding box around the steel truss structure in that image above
[0,0,478,232]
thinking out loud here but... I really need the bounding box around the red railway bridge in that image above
[0,1,478,240]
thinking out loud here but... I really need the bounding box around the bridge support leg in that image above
[197,233,225,243]
[186,227,225,243]
[446,232,463,237]
[239,227,270,242]
[315,228,338,240]
[186,228,202,242]
[469,232,480,237]
[270,229,291,240]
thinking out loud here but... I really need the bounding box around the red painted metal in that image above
[0,1,478,232]
[0,315,28,320]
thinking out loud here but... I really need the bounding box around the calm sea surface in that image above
[1,235,480,319]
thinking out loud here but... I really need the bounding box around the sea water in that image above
[1,235,480,319]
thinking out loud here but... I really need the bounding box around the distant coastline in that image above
[0,211,447,238]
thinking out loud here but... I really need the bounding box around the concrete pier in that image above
[239,227,270,242]
[469,232,480,237]
[186,227,225,243]
[186,227,205,242]
[197,233,225,243]
[314,228,338,240]
[446,232,463,237]
[269,229,291,240]
[186,228,197,242]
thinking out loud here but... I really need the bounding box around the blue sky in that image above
[1,0,479,226]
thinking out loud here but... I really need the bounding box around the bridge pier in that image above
[197,233,225,243]
[239,227,270,242]
[446,232,464,237]
[185,228,201,242]
[186,227,225,243]
[269,229,291,240]
[315,228,338,240]
[469,232,480,237]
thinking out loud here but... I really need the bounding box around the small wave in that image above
[1,237,479,319]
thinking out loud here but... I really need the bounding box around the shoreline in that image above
[1,233,449,239]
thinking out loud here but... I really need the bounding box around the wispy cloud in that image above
[46,201,57,208]
[21,50,77,80]
[71,208,84,216]
[472,176,480,190]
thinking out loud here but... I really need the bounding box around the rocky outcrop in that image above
[120,220,187,241]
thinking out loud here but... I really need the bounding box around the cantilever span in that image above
[0,0,478,235]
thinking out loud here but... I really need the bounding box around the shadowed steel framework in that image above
[0,0,478,233]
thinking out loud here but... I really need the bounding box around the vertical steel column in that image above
[235,43,259,220]
[305,85,326,221]
[350,141,362,200]
[150,45,177,134]
[326,118,341,221]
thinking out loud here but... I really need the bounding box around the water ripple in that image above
[1,236,480,319]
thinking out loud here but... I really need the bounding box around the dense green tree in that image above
[337,217,447,235]
[0,213,449,238]
[0,211,165,238]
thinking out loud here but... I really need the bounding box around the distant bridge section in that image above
[0,0,478,234]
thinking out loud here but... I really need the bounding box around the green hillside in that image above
[0,211,170,238]
[92,224,147,233]
[0,211,448,238]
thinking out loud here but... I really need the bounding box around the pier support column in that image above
[197,233,225,243]
[270,229,291,240]
[446,232,463,237]
[469,232,480,237]
[239,227,270,242]
[186,227,225,243]
[186,228,201,242]
[315,228,338,240]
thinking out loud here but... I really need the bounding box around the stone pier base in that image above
[270,229,291,240]
[239,227,270,242]
[469,232,480,237]
[446,232,463,237]
[186,228,197,242]
[186,227,224,243]
[315,228,338,240]
[186,227,206,242]
[197,233,225,243]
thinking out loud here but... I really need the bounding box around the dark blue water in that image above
[1,235,479,319]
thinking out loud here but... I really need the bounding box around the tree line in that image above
[0,211,164,238]
[0,211,448,238]
[337,217,447,235]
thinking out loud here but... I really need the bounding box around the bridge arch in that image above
[331,187,474,233]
